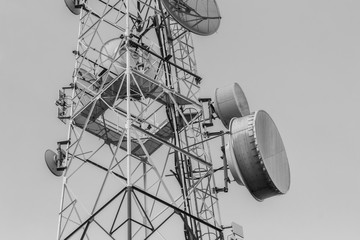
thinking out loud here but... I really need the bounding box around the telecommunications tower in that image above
[45,1,291,240]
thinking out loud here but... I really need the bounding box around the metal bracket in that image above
[56,140,70,170]
[205,131,223,137]
[214,187,228,193]
[199,98,216,127]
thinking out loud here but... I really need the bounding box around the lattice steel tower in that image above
[52,0,225,239]
[46,1,290,240]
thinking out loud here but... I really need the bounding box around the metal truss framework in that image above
[56,1,224,239]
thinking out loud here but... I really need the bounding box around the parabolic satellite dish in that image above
[160,0,221,36]
[44,149,64,177]
[213,83,250,129]
[64,0,81,15]
[227,110,290,201]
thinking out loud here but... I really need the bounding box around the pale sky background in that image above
[1,1,360,240]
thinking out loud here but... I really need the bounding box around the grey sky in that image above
[0,1,359,240]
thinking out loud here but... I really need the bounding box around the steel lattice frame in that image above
[56,1,224,239]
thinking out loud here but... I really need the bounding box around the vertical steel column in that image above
[143,162,148,238]
[56,5,83,240]
[127,186,132,240]
[125,0,132,239]
[125,0,131,187]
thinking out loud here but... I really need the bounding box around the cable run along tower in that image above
[46,1,291,239]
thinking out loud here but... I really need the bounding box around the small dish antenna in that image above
[213,83,250,129]
[160,0,221,36]
[64,0,81,15]
[227,110,290,201]
[44,149,65,177]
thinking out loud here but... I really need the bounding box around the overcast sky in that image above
[1,1,360,240]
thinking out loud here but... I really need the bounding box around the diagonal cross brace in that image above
[131,124,212,168]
